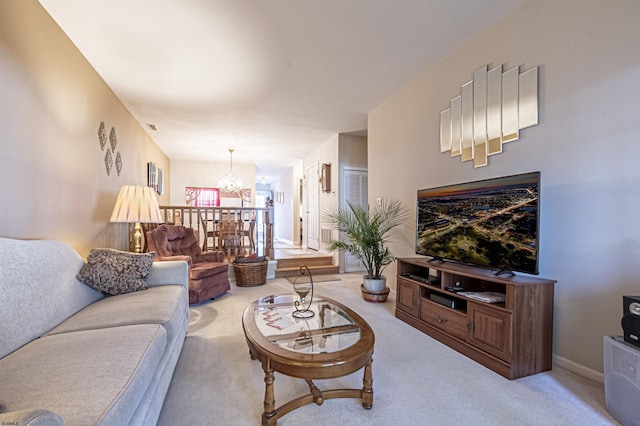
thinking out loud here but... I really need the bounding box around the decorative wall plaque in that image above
[109,127,118,151]
[104,150,113,176]
[115,152,122,176]
[98,122,106,150]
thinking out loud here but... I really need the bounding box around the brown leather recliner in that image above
[146,224,230,304]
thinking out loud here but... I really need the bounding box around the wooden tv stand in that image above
[395,258,555,379]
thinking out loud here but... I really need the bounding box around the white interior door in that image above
[343,168,368,272]
[306,163,320,250]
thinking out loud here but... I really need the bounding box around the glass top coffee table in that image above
[242,294,375,425]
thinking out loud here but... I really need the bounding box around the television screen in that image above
[416,172,540,275]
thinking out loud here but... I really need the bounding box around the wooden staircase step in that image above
[274,252,338,278]
[275,264,340,278]
[276,255,334,269]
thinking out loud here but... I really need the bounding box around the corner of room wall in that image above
[0,0,170,257]
[302,134,339,251]
[366,0,640,374]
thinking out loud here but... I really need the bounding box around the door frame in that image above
[305,162,320,250]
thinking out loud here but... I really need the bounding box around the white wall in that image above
[368,0,640,375]
[338,134,367,172]
[303,134,339,250]
[0,0,170,257]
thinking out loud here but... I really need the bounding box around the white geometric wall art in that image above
[519,66,539,129]
[473,65,488,168]
[461,80,474,162]
[450,95,462,157]
[502,66,520,143]
[487,65,503,155]
[440,108,451,153]
[439,63,539,168]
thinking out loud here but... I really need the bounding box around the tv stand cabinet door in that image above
[397,278,420,317]
[467,302,512,362]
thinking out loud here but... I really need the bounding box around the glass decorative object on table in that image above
[292,265,315,319]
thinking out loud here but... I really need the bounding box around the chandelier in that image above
[219,148,242,193]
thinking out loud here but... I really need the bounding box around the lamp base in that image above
[133,221,143,253]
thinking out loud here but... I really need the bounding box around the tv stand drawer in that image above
[420,299,467,341]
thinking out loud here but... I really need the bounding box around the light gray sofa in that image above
[0,237,190,425]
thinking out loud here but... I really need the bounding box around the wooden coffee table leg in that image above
[362,357,373,409]
[262,362,277,426]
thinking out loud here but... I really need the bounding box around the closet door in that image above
[306,163,320,250]
[343,168,368,272]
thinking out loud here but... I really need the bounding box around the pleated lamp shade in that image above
[110,185,163,224]
[110,185,163,253]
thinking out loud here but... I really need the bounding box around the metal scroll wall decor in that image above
[440,64,538,168]
[98,122,123,176]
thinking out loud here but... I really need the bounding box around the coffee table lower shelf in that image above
[256,357,373,426]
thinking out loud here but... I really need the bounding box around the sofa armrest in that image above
[146,260,189,289]
[199,251,225,263]
[0,409,63,425]
[154,254,193,269]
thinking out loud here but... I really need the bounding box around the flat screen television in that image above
[416,171,540,275]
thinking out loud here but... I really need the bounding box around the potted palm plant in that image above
[324,198,408,301]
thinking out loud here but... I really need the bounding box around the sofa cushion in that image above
[45,285,188,344]
[0,238,104,360]
[76,248,155,295]
[0,325,167,426]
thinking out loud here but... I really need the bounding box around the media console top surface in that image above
[397,257,555,286]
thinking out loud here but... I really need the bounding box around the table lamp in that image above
[110,185,163,253]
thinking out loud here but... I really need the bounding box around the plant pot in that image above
[363,275,387,292]
[361,284,390,303]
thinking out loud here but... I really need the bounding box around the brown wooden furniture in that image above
[395,258,555,380]
[242,295,375,425]
[199,212,256,257]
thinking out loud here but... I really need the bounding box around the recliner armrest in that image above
[199,251,225,263]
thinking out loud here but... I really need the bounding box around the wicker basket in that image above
[233,260,268,287]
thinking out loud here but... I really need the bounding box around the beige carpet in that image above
[285,274,341,284]
[157,273,616,426]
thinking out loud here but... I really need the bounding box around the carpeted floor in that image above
[157,273,618,426]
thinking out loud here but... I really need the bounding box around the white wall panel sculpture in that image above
[439,63,539,167]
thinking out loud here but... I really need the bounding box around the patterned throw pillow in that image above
[76,248,155,295]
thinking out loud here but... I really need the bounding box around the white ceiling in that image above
[40,0,525,177]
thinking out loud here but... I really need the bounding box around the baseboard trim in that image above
[553,354,604,383]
